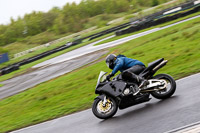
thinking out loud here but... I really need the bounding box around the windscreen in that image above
[96,71,107,87]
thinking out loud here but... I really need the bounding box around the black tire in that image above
[92,96,118,119]
[151,74,176,99]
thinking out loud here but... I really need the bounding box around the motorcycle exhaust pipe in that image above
[152,60,168,72]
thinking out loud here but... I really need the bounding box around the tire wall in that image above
[116,1,200,36]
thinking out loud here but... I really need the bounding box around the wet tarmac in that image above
[0,51,107,100]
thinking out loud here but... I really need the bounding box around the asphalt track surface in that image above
[12,73,200,133]
[0,51,107,100]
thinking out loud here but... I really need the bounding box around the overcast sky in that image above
[0,0,82,25]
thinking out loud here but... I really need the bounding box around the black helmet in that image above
[106,54,117,69]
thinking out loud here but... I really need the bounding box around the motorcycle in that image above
[92,58,176,119]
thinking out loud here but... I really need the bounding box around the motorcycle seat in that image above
[147,58,164,69]
[139,58,164,76]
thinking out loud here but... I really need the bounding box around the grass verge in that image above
[0,13,200,133]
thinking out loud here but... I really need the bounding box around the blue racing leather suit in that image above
[111,56,145,75]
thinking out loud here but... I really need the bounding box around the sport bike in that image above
[92,58,176,119]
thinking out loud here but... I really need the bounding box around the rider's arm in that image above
[111,58,124,76]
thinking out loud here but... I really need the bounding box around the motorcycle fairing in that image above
[119,93,151,109]
[97,81,126,97]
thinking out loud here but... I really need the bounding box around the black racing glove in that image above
[106,73,114,81]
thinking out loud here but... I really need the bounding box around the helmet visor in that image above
[106,62,110,68]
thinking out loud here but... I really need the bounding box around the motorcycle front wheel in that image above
[151,74,176,99]
[92,96,118,119]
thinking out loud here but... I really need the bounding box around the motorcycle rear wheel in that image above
[151,74,176,99]
[92,96,118,119]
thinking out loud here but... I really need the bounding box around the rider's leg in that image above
[122,65,148,88]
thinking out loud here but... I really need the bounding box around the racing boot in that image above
[122,72,149,89]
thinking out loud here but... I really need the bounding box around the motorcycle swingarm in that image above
[146,79,167,89]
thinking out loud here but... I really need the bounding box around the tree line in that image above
[0,0,169,46]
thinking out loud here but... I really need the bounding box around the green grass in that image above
[1,39,71,68]
[0,14,200,133]
[3,31,70,57]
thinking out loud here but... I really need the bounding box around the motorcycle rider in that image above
[105,54,148,88]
